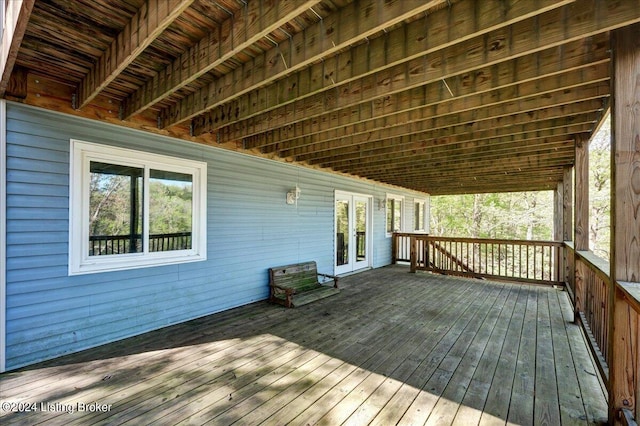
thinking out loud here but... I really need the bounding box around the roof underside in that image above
[4,0,638,195]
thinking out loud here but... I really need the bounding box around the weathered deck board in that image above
[0,266,608,425]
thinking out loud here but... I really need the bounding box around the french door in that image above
[335,191,372,275]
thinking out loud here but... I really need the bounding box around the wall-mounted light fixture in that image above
[378,197,387,210]
[286,186,301,205]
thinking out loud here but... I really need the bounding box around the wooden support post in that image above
[609,23,640,426]
[410,235,417,273]
[563,165,574,292]
[554,182,564,284]
[563,165,573,243]
[574,134,589,320]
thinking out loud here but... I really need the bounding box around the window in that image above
[414,200,426,232]
[69,140,207,275]
[386,195,403,235]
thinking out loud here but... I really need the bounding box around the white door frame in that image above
[334,191,373,275]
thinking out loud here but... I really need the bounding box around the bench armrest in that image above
[317,273,339,289]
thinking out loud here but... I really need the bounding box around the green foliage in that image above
[429,115,612,263]
[430,191,554,240]
[90,174,192,237]
[588,114,611,261]
[149,180,192,234]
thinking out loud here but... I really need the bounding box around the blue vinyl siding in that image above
[3,102,429,370]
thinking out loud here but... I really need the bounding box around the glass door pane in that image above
[355,199,367,261]
[336,199,349,266]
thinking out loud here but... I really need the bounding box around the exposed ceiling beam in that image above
[366,153,576,182]
[325,124,591,173]
[122,0,323,119]
[194,0,639,139]
[0,0,35,97]
[306,111,600,167]
[160,0,452,127]
[297,80,609,163]
[76,0,195,109]
[248,37,610,152]
[281,68,610,159]
[186,0,577,134]
[407,172,566,195]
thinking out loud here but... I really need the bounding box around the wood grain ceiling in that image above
[3,0,639,195]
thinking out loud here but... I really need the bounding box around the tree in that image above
[430,191,554,241]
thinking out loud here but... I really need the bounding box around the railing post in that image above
[410,235,416,273]
[392,233,397,264]
[574,259,585,324]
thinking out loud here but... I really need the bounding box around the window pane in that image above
[89,162,143,256]
[149,169,193,252]
[415,202,424,231]
[393,200,402,232]
[386,199,393,233]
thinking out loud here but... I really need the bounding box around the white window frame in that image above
[69,140,207,275]
[386,194,404,236]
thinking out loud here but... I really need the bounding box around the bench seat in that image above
[269,261,339,308]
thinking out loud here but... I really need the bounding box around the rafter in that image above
[398,167,567,182]
[347,141,577,176]
[248,36,610,153]
[284,77,609,160]
[404,171,566,195]
[309,117,595,169]
[365,153,576,183]
[324,124,591,174]
[0,0,35,97]
[162,0,573,132]
[76,0,195,109]
[193,0,640,139]
[157,0,451,127]
[296,81,609,163]
[122,0,323,119]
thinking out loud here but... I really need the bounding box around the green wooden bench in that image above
[268,261,339,308]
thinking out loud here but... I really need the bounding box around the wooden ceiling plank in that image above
[323,124,590,170]
[287,97,605,161]
[249,36,610,152]
[300,111,599,165]
[412,169,567,181]
[393,172,568,187]
[203,0,639,140]
[409,176,566,195]
[0,0,36,97]
[123,0,323,119]
[159,0,449,127]
[298,82,608,162]
[329,137,579,173]
[286,92,606,160]
[330,150,577,180]
[76,0,195,109]
[198,0,578,136]
[364,154,576,182]
[347,143,577,176]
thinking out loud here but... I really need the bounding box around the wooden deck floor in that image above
[0,265,608,425]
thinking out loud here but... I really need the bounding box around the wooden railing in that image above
[89,232,192,255]
[394,233,563,285]
[611,281,640,425]
[564,245,640,425]
[573,249,611,376]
